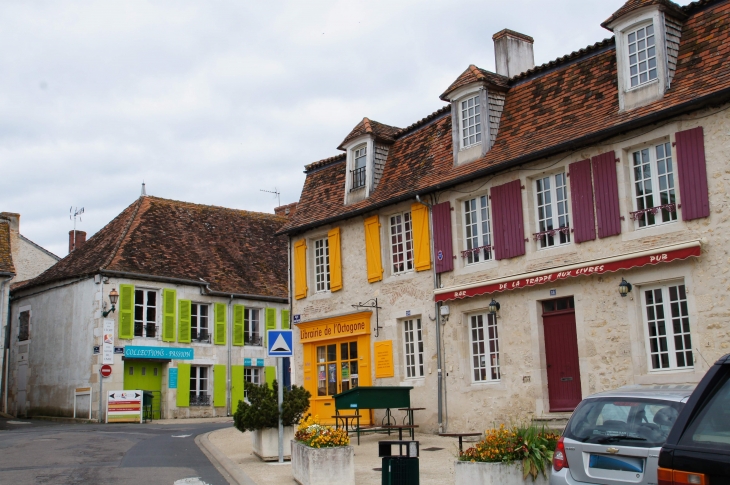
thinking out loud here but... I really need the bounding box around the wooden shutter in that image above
[162,289,176,342]
[281,309,290,330]
[411,202,431,272]
[118,284,134,340]
[569,159,597,243]
[178,299,191,343]
[232,304,244,346]
[364,215,383,282]
[675,127,710,221]
[592,151,622,238]
[294,239,308,300]
[214,302,226,345]
[327,227,343,292]
[231,365,244,410]
[490,180,526,260]
[176,363,191,407]
[213,364,226,407]
[265,366,276,389]
[432,201,454,274]
[264,308,276,347]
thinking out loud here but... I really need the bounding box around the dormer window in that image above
[352,145,367,190]
[461,95,482,149]
[627,23,657,88]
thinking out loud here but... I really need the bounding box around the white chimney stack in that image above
[493,29,535,78]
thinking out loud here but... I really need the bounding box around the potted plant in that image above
[291,415,355,485]
[233,381,311,461]
[454,424,559,485]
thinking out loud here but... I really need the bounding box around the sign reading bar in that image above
[123,346,194,360]
[374,340,394,379]
[107,390,143,423]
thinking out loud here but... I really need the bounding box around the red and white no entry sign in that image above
[100,364,112,377]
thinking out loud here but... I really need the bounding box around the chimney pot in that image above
[493,29,535,78]
[69,230,87,253]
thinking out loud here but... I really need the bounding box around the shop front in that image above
[297,312,372,425]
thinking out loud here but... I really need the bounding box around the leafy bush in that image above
[294,414,350,448]
[233,381,312,432]
[459,424,560,481]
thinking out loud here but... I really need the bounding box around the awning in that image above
[434,240,701,302]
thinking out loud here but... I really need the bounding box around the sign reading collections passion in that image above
[123,346,194,360]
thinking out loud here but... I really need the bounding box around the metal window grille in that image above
[351,166,367,190]
[644,284,693,370]
[189,366,210,405]
[628,23,657,88]
[404,319,424,378]
[244,308,261,346]
[464,196,492,264]
[191,303,209,341]
[470,313,500,382]
[632,142,677,227]
[535,173,570,248]
[461,95,481,148]
[134,289,157,338]
[390,212,414,274]
[314,238,330,292]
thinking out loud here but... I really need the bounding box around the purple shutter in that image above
[568,159,596,243]
[432,201,454,274]
[491,179,525,260]
[675,127,710,221]
[591,151,621,238]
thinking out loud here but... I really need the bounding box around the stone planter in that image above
[252,427,294,461]
[454,461,549,485]
[291,440,355,485]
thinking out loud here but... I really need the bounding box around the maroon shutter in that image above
[675,127,710,221]
[432,201,454,274]
[491,179,525,260]
[568,159,596,243]
[591,151,621,238]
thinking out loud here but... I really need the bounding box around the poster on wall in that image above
[107,390,143,423]
[168,368,178,389]
[374,340,394,378]
[102,319,115,365]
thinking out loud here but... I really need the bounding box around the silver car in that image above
[550,385,695,485]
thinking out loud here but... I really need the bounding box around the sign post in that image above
[267,329,293,464]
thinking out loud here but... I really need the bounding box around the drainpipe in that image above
[227,294,233,416]
[0,275,12,414]
[288,236,293,383]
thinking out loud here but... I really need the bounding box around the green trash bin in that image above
[142,391,154,422]
[379,440,419,485]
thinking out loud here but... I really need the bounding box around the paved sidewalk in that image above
[207,426,482,485]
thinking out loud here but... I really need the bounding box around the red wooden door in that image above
[543,304,582,412]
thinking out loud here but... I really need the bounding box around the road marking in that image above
[172,434,192,438]
[174,478,210,485]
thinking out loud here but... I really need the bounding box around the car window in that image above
[565,397,683,448]
[679,372,730,450]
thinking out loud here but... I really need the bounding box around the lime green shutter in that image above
[233,305,244,346]
[178,300,191,343]
[162,289,176,342]
[214,364,226,407]
[281,309,290,330]
[176,364,191,407]
[265,366,276,389]
[231,365,244,409]
[214,303,226,345]
[118,284,134,339]
[264,308,276,346]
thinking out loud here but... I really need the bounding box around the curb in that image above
[31,416,96,424]
[196,431,258,485]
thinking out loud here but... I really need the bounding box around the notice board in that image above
[374,340,394,378]
[107,390,143,423]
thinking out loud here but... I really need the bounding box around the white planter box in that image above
[291,440,355,485]
[454,461,550,485]
[252,427,294,461]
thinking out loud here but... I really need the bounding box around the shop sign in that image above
[107,390,143,423]
[123,346,194,360]
[374,340,394,378]
[243,358,265,367]
[298,318,369,343]
[169,368,178,389]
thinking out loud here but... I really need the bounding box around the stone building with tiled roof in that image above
[7,195,291,422]
[280,0,730,432]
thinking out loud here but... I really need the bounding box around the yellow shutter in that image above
[294,239,308,300]
[364,215,383,283]
[328,227,342,292]
[411,202,432,272]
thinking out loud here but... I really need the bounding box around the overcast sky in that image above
[1,0,694,257]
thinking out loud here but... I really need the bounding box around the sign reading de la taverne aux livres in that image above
[123,346,194,360]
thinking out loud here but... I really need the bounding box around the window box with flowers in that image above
[291,415,355,485]
[454,424,558,485]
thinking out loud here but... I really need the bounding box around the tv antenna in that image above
[70,206,84,252]
[260,188,281,207]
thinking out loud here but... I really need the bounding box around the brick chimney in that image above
[274,202,298,219]
[69,230,86,253]
[0,212,20,233]
[493,29,535,78]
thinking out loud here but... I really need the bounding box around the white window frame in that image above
[534,172,571,249]
[460,94,482,149]
[627,22,658,89]
[351,144,368,190]
[463,195,493,264]
[190,365,210,406]
[641,283,694,372]
[314,237,330,293]
[403,318,424,379]
[244,308,261,346]
[630,141,678,229]
[389,211,414,275]
[244,367,261,399]
[134,288,159,339]
[190,303,210,342]
[469,312,500,383]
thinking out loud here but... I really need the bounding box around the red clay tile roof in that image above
[280,0,730,236]
[337,117,401,150]
[0,222,15,275]
[440,65,510,100]
[602,0,687,29]
[15,196,289,299]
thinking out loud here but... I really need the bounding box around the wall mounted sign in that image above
[107,390,143,423]
[123,346,194,360]
[374,340,394,378]
[168,368,178,389]
[114,347,124,354]
[102,319,115,365]
[93,346,100,355]
[293,314,301,324]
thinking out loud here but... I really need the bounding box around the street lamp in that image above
[618,278,633,297]
[102,288,119,317]
[488,298,501,315]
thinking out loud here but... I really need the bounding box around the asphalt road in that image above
[0,417,233,485]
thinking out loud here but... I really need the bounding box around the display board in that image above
[107,390,143,423]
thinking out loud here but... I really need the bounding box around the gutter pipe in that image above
[0,275,13,414]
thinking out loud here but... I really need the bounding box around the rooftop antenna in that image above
[69,206,84,252]
[141,181,147,196]
[260,187,281,207]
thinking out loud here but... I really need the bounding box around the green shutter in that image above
[264,308,276,346]
[178,300,191,343]
[265,365,276,390]
[214,303,226,345]
[162,289,176,342]
[214,364,227,407]
[233,305,244,346]
[231,365,244,409]
[176,363,191,407]
[281,309,290,330]
[118,284,134,339]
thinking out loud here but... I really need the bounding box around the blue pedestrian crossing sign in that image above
[267,330,293,357]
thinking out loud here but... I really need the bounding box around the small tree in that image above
[233,380,311,432]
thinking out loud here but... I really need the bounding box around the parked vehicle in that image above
[550,385,695,485]
[658,353,730,484]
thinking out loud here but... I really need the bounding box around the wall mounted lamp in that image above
[488,298,501,315]
[618,278,633,297]
[102,288,119,317]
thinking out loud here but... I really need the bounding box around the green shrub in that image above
[233,381,312,432]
